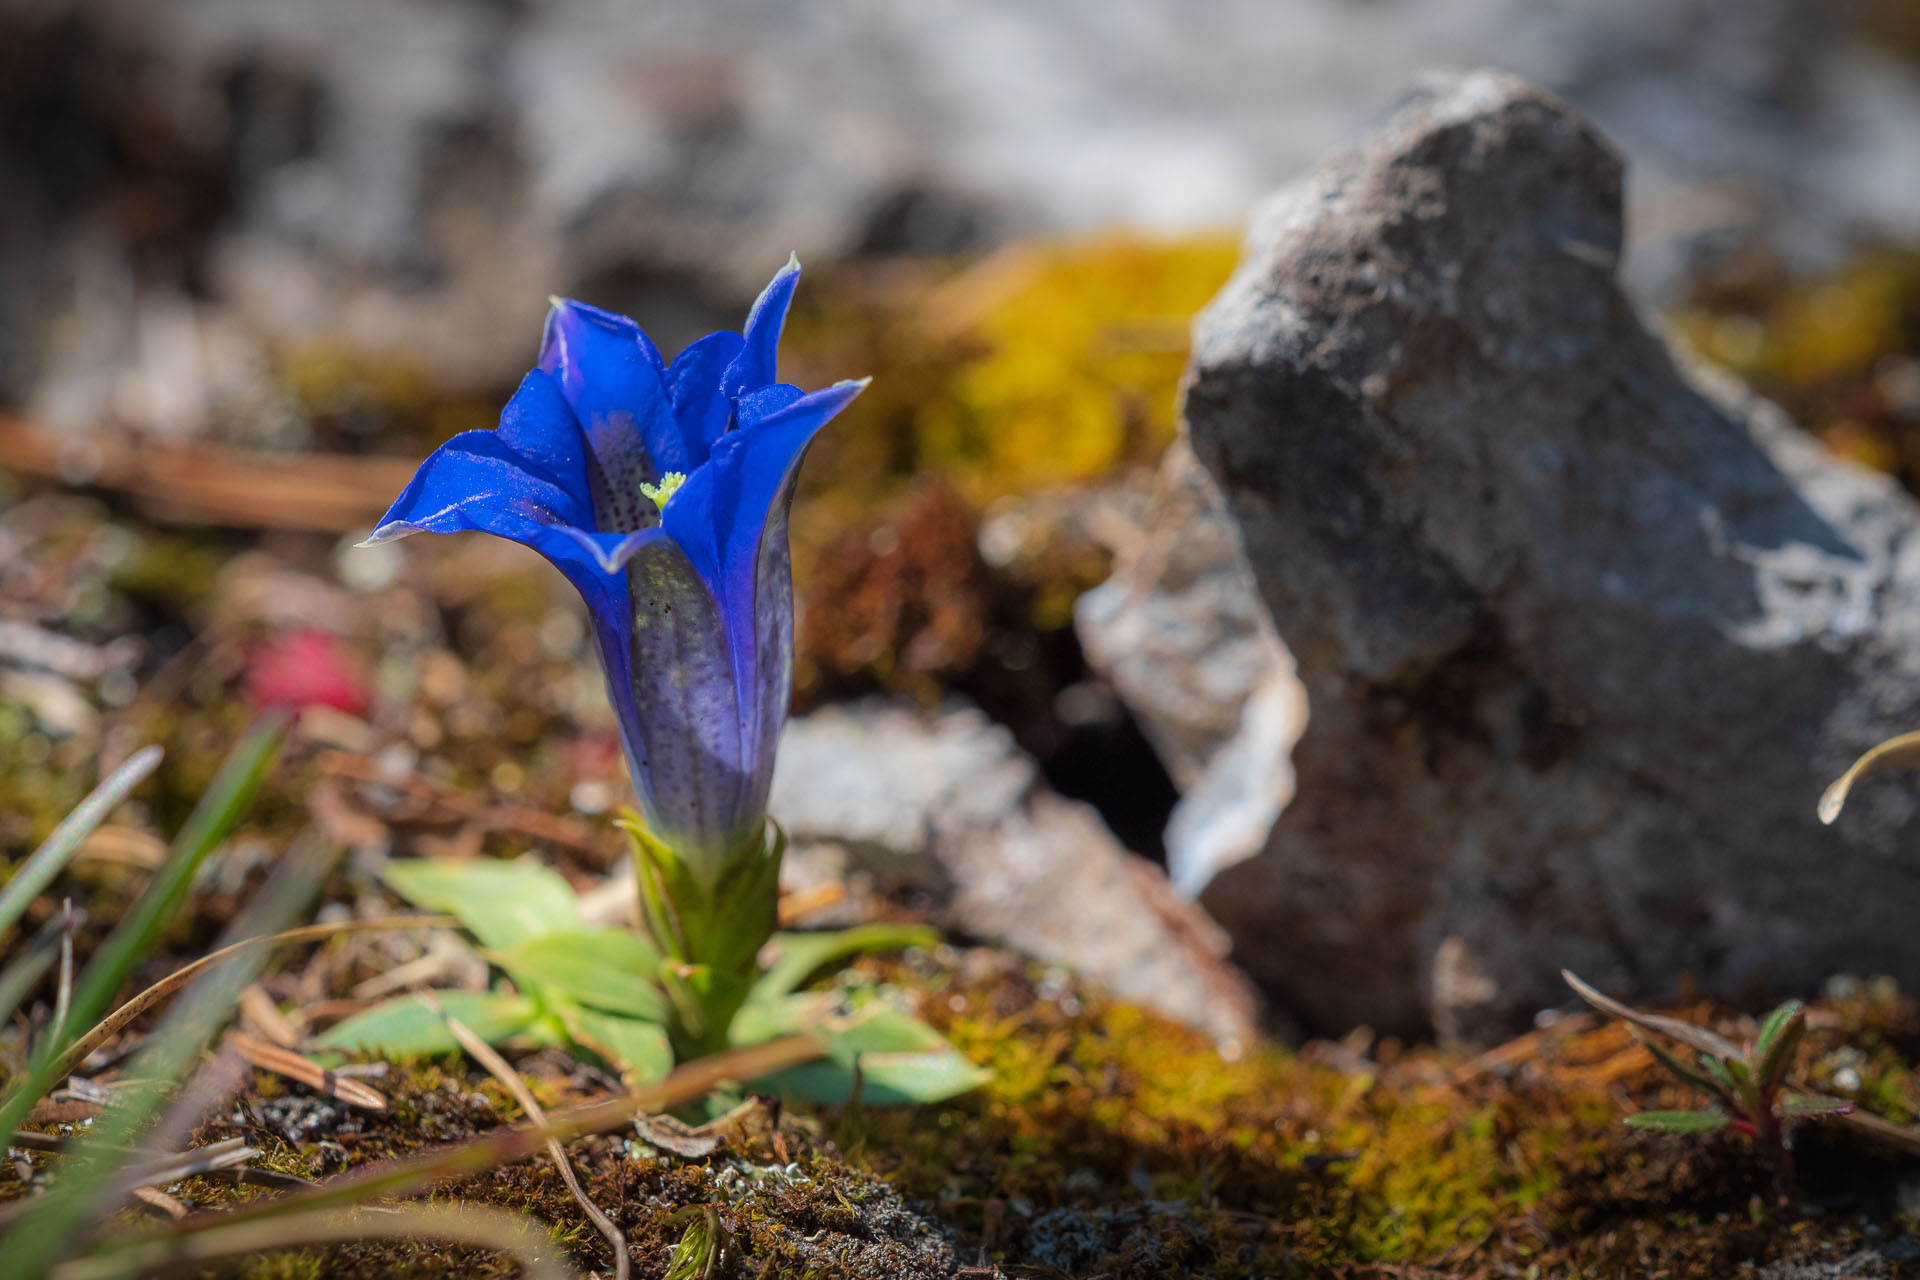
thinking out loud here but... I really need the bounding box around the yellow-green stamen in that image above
[639,471,688,510]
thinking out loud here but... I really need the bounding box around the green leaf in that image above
[1780,1092,1855,1119]
[1624,1110,1731,1134]
[316,989,547,1058]
[1750,999,1806,1096]
[382,858,581,950]
[728,989,806,1047]
[1701,1052,1744,1093]
[489,929,668,1022]
[564,1006,674,1085]
[747,998,989,1105]
[747,923,939,1006]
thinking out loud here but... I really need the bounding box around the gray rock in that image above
[1074,441,1304,896]
[769,698,1261,1044]
[1182,69,1920,1040]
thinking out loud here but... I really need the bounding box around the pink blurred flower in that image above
[245,628,370,716]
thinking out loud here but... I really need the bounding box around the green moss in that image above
[784,235,1238,519]
[805,955,1920,1277]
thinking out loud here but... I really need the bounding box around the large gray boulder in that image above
[1182,69,1920,1040]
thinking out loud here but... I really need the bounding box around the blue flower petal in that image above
[553,525,658,576]
[721,254,800,401]
[666,330,745,462]
[493,369,592,498]
[363,423,635,695]
[365,428,592,545]
[735,383,804,423]
[663,378,866,808]
[540,297,664,371]
[541,299,689,523]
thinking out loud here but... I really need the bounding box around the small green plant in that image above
[1563,970,1853,1204]
[319,856,987,1106]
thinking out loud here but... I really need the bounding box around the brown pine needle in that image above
[776,881,845,926]
[227,1031,387,1112]
[145,1035,821,1235]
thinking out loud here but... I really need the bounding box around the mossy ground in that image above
[8,949,1915,1278]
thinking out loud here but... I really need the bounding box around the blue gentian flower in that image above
[365,258,864,878]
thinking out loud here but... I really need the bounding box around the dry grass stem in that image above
[437,1004,630,1280]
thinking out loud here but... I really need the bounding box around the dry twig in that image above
[0,415,417,534]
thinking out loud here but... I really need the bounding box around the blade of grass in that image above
[0,746,163,937]
[108,832,344,1161]
[49,914,455,1083]
[0,716,285,1142]
[49,1201,582,1280]
[0,827,337,1277]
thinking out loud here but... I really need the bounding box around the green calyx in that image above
[619,812,783,1057]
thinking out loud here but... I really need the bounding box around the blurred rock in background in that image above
[7,0,1920,437]
[1183,68,1920,1041]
